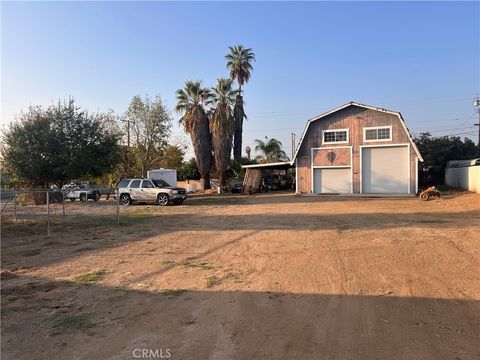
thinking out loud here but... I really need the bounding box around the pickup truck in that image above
[63,185,101,202]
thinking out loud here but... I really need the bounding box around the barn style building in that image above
[291,102,423,194]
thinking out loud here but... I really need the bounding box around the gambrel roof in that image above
[291,101,423,163]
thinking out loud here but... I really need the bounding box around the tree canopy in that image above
[414,132,479,185]
[2,98,121,187]
[254,138,288,163]
[225,44,256,91]
[124,95,172,177]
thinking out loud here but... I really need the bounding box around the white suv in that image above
[116,178,187,206]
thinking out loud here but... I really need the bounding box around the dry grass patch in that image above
[161,288,188,297]
[206,275,221,288]
[44,314,95,334]
[73,269,105,283]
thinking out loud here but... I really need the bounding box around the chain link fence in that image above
[1,188,120,236]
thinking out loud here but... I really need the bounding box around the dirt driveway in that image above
[2,192,480,359]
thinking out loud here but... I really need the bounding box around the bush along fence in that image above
[1,188,121,237]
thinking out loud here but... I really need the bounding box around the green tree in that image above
[208,78,238,188]
[177,158,201,181]
[226,44,255,161]
[2,98,121,187]
[125,95,172,177]
[414,132,479,185]
[158,145,185,170]
[254,138,288,163]
[175,81,213,189]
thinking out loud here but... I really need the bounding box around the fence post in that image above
[116,188,120,225]
[62,190,66,219]
[46,191,51,237]
[13,188,17,221]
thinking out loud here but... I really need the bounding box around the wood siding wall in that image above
[296,106,418,193]
[312,147,351,167]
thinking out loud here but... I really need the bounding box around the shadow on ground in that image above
[2,206,479,270]
[1,274,479,360]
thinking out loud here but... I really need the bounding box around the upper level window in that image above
[364,126,392,142]
[323,129,349,144]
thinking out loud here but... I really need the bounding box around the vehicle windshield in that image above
[152,179,171,188]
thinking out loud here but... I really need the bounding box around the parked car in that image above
[230,177,244,193]
[63,184,101,202]
[116,178,187,206]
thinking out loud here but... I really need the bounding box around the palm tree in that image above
[245,146,251,160]
[175,80,212,189]
[226,44,255,161]
[207,78,238,189]
[254,138,288,163]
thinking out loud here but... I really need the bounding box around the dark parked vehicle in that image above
[230,178,244,193]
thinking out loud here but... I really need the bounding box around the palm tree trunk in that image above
[233,95,244,161]
[190,109,212,190]
[203,172,211,190]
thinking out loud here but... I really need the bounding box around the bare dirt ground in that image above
[2,191,480,359]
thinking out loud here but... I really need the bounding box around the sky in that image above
[2,1,479,159]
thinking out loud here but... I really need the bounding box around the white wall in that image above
[445,165,480,193]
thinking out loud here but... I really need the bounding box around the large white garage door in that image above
[313,168,352,193]
[362,146,409,193]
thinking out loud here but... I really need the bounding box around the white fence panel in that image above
[445,163,480,193]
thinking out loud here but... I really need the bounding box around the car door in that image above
[128,180,142,200]
[141,180,157,202]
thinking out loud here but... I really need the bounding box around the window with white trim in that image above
[364,127,391,141]
[323,130,348,144]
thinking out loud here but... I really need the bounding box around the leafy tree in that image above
[177,158,201,181]
[208,78,238,188]
[254,138,288,163]
[2,98,121,187]
[228,156,257,179]
[158,145,185,170]
[125,95,172,177]
[226,44,255,161]
[175,81,213,189]
[414,132,479,185]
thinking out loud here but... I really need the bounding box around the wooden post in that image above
[47,191,51,237]
[13,188,17,221]
[116,188,120,225]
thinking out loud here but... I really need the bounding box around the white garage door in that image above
[362,146,409,193]
[313,168,352,193]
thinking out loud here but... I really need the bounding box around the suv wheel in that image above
[92,191,101,201]
[157,194,169,206]
[120,194,131,206]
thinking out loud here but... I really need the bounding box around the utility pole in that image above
[121,119,135,177]
[473,98,480,150]
[291,133,296,159]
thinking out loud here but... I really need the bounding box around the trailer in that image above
[147,168,177,187]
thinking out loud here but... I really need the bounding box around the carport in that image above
[241,161,294,194]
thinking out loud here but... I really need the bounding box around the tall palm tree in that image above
[226,44,255,161]
[207,78,238,189]
[254,138,288,163]
[175,80,212,189]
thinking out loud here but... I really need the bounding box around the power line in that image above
[246,96,476,118]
